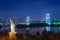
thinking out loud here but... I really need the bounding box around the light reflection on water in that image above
[2,25,45,35]
[2,25,60,35]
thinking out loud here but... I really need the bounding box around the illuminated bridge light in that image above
[26,16,30,25]
[46,27,51,31]
[53,22,58,25]
[51,20,60,33]
[46,13,51,31]
[58,22,60,24]
[26,16,30,31]
[53,21,60,25]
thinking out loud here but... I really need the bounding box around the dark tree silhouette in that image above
[3,29,9,37]
[0,25,2,31]
[41,29,49,40]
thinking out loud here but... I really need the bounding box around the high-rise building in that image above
[45,13,51,31]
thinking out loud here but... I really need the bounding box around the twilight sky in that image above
[0,0,60,19]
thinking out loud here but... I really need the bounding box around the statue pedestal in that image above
[9,32,16,40]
